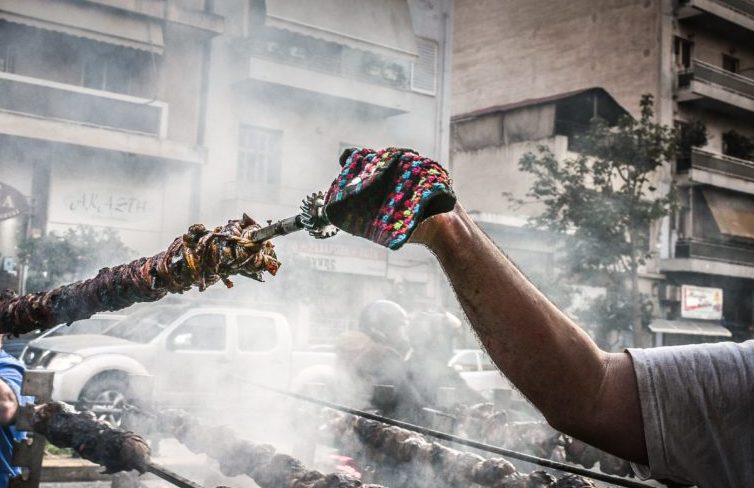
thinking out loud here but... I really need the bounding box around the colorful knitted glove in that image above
[324,147,456,250]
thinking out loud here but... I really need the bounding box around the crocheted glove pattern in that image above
[324,147,456,250]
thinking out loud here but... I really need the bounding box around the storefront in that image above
[0,180,29,291]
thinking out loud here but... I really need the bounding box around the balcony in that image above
[674,239,754,266]
[0,72,204,164]
[678,0,754,43]
[677,148,754,193]
[233,27,431,116]
[0,71,167,136]
[663,239,754,278]
[662,186,754,278]
[677,60,754,120]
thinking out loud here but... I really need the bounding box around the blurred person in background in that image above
[405,311,485,407]
[0,335,30,487]
[334,300,426,423]
[322,147,753,488]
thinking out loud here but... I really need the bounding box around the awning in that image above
[264,0,418,60]
[702,189,754,240]
[0,0,164,53]
[649,319,732,337]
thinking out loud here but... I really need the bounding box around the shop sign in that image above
[0,182,28,221]
[681,285,723,320]
[288,239,387,277]
[49,180,162,231]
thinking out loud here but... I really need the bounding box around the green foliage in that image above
[678,120,708,160]
[512,95,678,344]
[18,226,133,292]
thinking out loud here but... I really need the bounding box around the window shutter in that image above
[411,38,438,95]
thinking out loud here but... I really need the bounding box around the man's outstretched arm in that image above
[411,204,648,464]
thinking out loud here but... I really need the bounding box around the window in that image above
[168,314,226,351]
[722,54,739,74]
[238,125,282,185]
[237,315,278,352]
[411,38,438,94]
[673,36,693,70]
[0,45,15,73]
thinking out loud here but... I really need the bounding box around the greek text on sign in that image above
[67,192,148,219]
[55,182,161,229]
[0,182,28,221]
[681,285,723,321]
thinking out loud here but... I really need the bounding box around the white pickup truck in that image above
[20,304,334,423]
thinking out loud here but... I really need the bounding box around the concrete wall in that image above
[204,0,452,223]
[452,135,569,217]
[452,0,661,117]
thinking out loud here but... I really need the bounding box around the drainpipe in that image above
[190,0,215,222]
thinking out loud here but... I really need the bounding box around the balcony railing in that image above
[675,239,754,266]
[679,59,754,100]
[243,29,412,92]
[717,0,754,18]
[680,0,754,25]
[678,147,754,181]
[0,72,167,136]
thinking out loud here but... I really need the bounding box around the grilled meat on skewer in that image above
[457,405,632,478]
[0,215,279,336]
[326,412,597,488]
[31,401,150,473]
[156,409,383,488]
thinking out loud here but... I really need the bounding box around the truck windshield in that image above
[104,306,185,343]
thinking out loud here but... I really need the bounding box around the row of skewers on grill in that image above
[20,398,633,488]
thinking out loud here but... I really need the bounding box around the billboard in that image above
[681,285,723,321]
[0,182,28,221]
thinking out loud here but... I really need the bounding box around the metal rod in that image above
[249,215,304,243]
[146,461,207,488]
[239,380,653,488]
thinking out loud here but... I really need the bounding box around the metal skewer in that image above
[249,191,338,243]
[146,461,207,488]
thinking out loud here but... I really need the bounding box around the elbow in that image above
[543,408,587,439]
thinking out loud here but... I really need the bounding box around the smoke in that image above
[0,1,624,487]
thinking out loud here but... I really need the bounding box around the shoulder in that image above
[0,353,24,386]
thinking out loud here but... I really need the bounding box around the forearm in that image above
[416,206,607,427]
[414,204,646,462]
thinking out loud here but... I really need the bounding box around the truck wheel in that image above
[79,376,128,426]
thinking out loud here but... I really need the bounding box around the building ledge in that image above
[677,148,754,194]
[661,257,754,279]
[0,110,205,164]
[81,0,224,34]
[679,0,754,33]
[678,79,754,119]
[240,57,416,116]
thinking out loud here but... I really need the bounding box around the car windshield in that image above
[104,306,186,343]
[451,350,478,367]
[47,317,122,337]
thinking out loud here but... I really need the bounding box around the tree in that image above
[18,226,133,293]
[512,95,687,347]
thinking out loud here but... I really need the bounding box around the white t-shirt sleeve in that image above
[627,341,754,488]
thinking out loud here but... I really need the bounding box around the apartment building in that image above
[0,0,222,276]
[451,0,754,345]
[203,0,453,343]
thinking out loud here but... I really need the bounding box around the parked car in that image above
[449,349,511,398]
[3,313,125,358]
[22,304,334,424]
